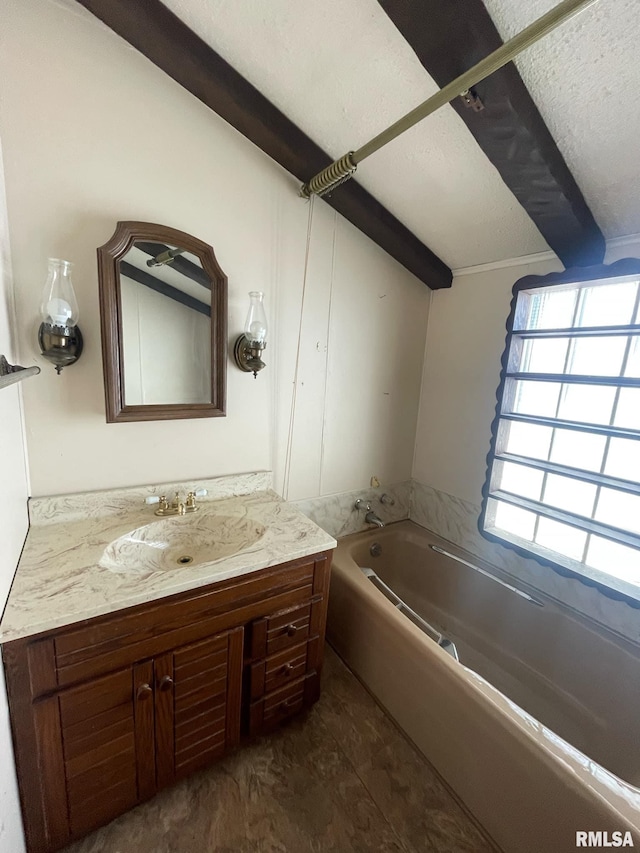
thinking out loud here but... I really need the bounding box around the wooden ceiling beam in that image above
[74,0,451,289]
[378,0,605,269]
[120,261,211,316]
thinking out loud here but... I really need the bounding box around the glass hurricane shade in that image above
[39,258,79,327]
[244,291,267,345]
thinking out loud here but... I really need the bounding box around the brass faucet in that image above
[147,490,203,516]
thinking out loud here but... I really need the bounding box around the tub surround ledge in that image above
[0,472,336,644]
[293,480,411,539]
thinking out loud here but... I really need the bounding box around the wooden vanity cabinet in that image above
[2,550,331,853]
[33,627,243,846]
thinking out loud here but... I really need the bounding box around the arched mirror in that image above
[98,222,227,422]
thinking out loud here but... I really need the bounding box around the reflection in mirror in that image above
[98,222,227,422]
[120,242,212,405]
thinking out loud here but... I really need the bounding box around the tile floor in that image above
[64,645,499,853]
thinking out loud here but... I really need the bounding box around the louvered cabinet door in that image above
[154,626,243,788]
[55,662,156,841]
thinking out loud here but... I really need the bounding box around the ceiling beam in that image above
[120,261,211,316]
[378,0,606,269]
[74,0,451,290]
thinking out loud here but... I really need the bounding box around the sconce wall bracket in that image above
[38,322,84,374]
[234,334,266,379]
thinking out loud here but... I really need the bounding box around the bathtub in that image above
[327,520,640,853]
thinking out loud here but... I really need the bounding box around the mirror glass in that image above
[120,242,212,405]
[98,222,227,423]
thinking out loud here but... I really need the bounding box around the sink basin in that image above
[99,513,266,575]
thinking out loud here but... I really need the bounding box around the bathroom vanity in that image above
[0,475,335,853]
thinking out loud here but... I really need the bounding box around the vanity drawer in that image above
[248,671,320,736]
[265,603,311,654]
[249,635,322,700]
[250,642,306,700]
[250,597,328,660]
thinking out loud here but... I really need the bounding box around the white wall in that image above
[0,142,28,853]
[413,254,562,503]
[0,0,430,501]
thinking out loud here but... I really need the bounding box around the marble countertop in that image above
[0,477,336,644]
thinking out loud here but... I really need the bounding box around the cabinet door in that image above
[154,626,243,787]
[55,661,155,840]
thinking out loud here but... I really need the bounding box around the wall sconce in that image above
[234,291,268,378]
[38,258,83,374]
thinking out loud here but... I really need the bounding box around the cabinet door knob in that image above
[286,624,297,637]
[158,675,174,692]
[136,683,153,701]
[282,663,294,676]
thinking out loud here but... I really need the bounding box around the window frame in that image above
[479,259,640,609]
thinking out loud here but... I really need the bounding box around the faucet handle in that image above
[354,499,371,512]
[185,489,206,511]
[146,494,168,509]
[149,495,169,513]
[380,493,396,506]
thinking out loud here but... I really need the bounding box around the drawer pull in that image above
[158,675,174,692]
[282,663,294,676]
[280,698,296,711]
[285,624,298,637]
[136,683,153,701]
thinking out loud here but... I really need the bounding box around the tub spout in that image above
[354,498,385,527]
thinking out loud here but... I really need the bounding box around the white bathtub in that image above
[327,521,640,853]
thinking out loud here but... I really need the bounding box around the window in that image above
[480,261,640,605]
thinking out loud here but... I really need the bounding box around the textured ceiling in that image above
[161,0,549,270]
[160,0,636,269]
[482,0,640,241]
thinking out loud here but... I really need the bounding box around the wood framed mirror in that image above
[98,222,227,423]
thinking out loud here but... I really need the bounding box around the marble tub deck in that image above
[63,646,499,853]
